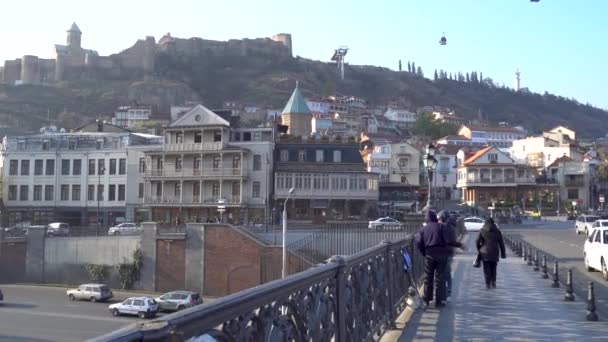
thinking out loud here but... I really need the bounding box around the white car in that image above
[463,217,485,232]
[583,225,608,280]
[109,296,159,318]
[368,217,401,230]
[108,223,141,236]
[66,283,113,302]
[576,215,600,235]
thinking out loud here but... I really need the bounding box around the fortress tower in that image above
[67,22,82,49]
[281,81,312,137]
[272,33,292,56]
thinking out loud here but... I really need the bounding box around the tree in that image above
[320,80,336,97]
[414,113,459,139]
[480,72,483,84]
[407,61,411,73]
[434,69,438,81]
[416,66,423,77]
[598,161,608,182]
[412,62,416,73]
[449,72,453,80]
[466,72,470,82]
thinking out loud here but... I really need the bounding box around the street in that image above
[503,219,608,315]
[0,285,162,342]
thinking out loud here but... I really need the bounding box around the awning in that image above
[312,199,330,209]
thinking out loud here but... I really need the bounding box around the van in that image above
[47,222,70,237]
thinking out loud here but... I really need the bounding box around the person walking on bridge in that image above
[438,211,464,299]
[476,217,506,289]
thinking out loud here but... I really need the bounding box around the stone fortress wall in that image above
[1,23,292,85]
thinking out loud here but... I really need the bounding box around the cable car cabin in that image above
[439,34,447,46]
[531,0,540,2]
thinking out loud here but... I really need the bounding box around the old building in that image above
[458,124,525,149]
[1,124,162,226]
[281,83,312,137]
[111,106,152,128]
[511,126,584,169]
[435,145,462,201]
[143,105,274,225]
[547,156,593,211]
[275,139,378,221]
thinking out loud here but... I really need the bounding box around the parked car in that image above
[155,291,203,312]
[0,288,3,302]
[575,215,600,235]
[47,222,69,237]
[583,225,608,279]
[108,223,141,236]
[3,226,27,237]
[109,297,159,318]
[66,284,113,302]
[368,217,401,230]
[463,217,485,232]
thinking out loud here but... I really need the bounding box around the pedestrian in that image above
[437,211,464,299]
[416,210,451,308]
[476,217,506,289]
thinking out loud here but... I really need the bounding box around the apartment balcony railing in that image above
[275,187,378,200]
[565,179,586,187]
[459,176,536,186]
[145,168,246,178]
[145,196,243,206]
[163,142,224,152]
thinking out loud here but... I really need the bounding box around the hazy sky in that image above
[1,0,606,108]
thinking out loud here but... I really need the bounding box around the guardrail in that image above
[90,237,422,342]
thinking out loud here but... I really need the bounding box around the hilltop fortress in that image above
[0,23,293,85]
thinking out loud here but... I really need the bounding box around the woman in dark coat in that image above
[476,217,506,289]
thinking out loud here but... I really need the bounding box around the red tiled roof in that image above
[546,155,573,168]
[463,146,494,165]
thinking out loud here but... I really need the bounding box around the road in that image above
[0,285,160,342]
[503,219,608,316]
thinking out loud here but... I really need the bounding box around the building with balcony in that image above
[281,83,312,137]
[511,127,584,170]
[111,106,152,128]
[1,126,162,226]
[457,146,547,208]
[547,156,592,210]
[275,140,378,221]
[384,108,416,128]
[435,135,476,146]
[143,105,274,225]
[458,124,526,149]
[435,145,461,201]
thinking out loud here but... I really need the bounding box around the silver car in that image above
[66,283,113,302]
[155,291,202,312]
[108,223,141,236]
[47,222,69,237]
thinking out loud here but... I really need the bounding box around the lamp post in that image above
[282,187,295,278]
[97,166,106,235]
[422,144,437,212]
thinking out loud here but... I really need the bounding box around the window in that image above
[194,132,202,143]
[98,159,105,175]
[280,150,289,162]
[400,146,406,154]
[213,130,222,142]
[567,189,579,200]
[321,174,329,189]
[316,150,324,162]
[212,182,220,197]
[33,185,42,201]
[9,160,17,175]
[73,160,81,175]
[213,156,220,169]
[60,185,69,201]
[488,154,498,162]
[138,183,144,199]
[46,160,55,175]
[604,230,608,244]
[442,174,447,182]
[8,185,17,200]
[72,185,80,201]
[252,182,260,198]
[68,139,76,150]
[175,157,182,171]
[109,185,116,201]
[298,150,306,162]
[88,159,96,175]
[119,159,126,175]
[547,154,551,162]
[295,173,303,189]
[61,159,70,175]
[109,159,117,175]
[118,185,125,201]
[34,160,43,175]
[20,160,29,176]
[139,158,146,173]
[595,230,601,243]
[333,150,342,163]
[97,185,104,201]
[349,175,357,190]
[175,132,183,144]
[303,174,311,189]
[174,183,181,197]
[44,185,53,201]
[253,155,262,171]
[88,185,95,201]
[313,174,321,189]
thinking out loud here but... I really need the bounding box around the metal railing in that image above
[90,237,421,342]
[163,142,224,152]
[144,196,242,205]
[145,168,245,177]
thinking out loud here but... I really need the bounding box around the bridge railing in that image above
[89,236,422,342]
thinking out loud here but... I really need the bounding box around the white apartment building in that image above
[511,127,583,169]
[384,108,417,127]
[435,145,461,200]
[458,124,525,148]
[111,106,152,128]
[143,105,275,226]
[1,130,162,227]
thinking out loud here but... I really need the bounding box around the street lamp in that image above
[282,187,295,278]
[422,144,437,212]
[97,166,106,235]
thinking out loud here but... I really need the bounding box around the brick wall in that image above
[155,238,186,292]
[0,239,26,283]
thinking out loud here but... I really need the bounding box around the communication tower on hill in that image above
[515,68,521,91]
[331,47,349,80]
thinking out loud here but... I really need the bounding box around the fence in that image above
[90,236,424,342]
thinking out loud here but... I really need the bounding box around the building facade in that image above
[458,125,526,148]
[111,106,152,128]
[143,105,274,225]
[547,158,592,211]
[1,130,161,226]
[281,84,312,137]
[275,141,378,221]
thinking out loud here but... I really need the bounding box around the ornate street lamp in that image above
[422,144,437,212]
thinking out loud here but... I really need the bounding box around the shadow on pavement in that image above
[0,335,52,342]
[0,302,37,309]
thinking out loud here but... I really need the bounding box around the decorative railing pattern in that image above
[163,142,223,152]
[90,237,420,342]
[145,168,245,177]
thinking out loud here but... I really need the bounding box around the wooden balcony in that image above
[145,168,246,179]
[163,142,224,152]
[144,196,243,207]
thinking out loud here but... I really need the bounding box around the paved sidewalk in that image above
[395,233,608,341]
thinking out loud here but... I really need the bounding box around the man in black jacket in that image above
[438,211,462,299]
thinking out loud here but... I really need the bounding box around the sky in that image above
[1,0,606,109]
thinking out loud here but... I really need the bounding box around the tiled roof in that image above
[438,135,470,141]
[276,162,366,173]
[463,146,494,165]
[438,144,470,155]
[546,155,573,168]
[464,124,523,133]
[282,82,311,115]
[68,22,81,33]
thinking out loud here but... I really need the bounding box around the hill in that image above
[0,44,606,138]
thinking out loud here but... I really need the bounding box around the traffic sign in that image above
[488,206,495,210]
[600,195,605,203]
